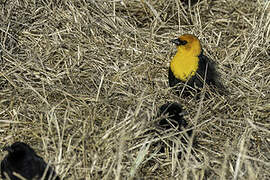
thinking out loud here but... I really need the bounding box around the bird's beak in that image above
[3,146,13,153]
[171,38,181,45]
[171,38,186,46]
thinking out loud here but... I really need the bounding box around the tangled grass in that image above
[0,0,270,179]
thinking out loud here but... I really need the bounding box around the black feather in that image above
[158,102,192,136]
[156,102,193,154]
[1,142,60,180]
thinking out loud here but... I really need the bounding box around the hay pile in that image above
[0,0,270,179]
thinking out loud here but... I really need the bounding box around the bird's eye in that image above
[180,40,187,45]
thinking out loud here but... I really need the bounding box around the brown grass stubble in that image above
[0,0,270,179]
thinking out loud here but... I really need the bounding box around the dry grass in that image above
[0,0,270,179]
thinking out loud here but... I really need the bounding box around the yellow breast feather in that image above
[170,52,199,82]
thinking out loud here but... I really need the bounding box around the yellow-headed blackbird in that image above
[1,142,60,180]
[169,34,223,96]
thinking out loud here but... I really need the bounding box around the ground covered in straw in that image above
[0,0,270,179]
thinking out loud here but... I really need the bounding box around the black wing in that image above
[195,53,225,93]
[1,157,11,180]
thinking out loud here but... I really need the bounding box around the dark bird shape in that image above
[158,102,192,136]
[155,102,194,154]
[181,0,200,6]
[169,34,224,96]
[1,142,60,180]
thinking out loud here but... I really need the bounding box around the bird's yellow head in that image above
[170,34,202,81]
[171,34,202,57]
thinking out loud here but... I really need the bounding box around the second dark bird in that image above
[1,142,60,180]
[158,102,192,137]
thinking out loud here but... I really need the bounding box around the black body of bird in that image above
[1,142,60,180]
[155,102,194,154]
[181,0,200,6]
[158,102,192,136]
